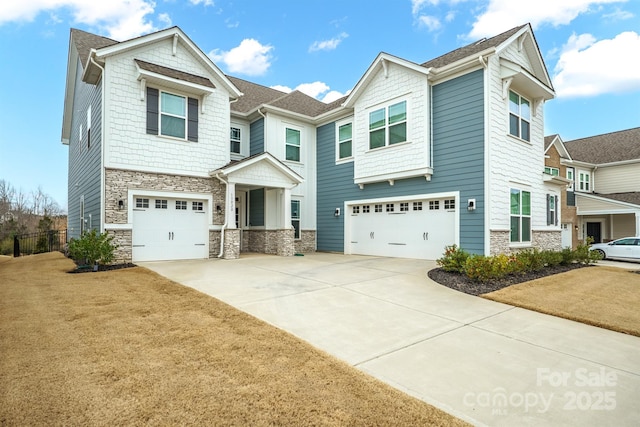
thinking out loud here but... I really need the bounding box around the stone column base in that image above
[223,229,240,259]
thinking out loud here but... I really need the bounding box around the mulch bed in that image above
[428,263,591,296]
[68,263,136,273]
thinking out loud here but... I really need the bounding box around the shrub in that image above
[514,248,546,273]
[463,254,511,283]
[68,229,117,267]
[541,249,564,267]
[574,237,601,264]
[437,245,469,274]
[559,248,574,265]
[0,237,13,256]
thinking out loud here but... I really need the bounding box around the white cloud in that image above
[188,0,214,5]
[309,32,348,52]
[603,7,634,20]
[444,11,456,22]
[0,0,158,40]
[270,85,292,93]
[158,13,172,28]
[295,81,330,98]
[418,15,442,31]
[468,0,624,39]
[270,82,349,103]
[322,90,349,103]
[553,31,640,98]
[411,0,439,15]
[209,39,274,76]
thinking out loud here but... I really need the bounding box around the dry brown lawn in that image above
[482,266,640,337]
[0,252,468,426]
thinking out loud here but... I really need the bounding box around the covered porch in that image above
[576,193,640,243]
[211,153,304,259]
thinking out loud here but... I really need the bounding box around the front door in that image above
[561,223,572,248]
[586,222,602,243]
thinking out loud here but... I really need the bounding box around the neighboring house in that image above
[545,128,640,247]
[62,23,562,263]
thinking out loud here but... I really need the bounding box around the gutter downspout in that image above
[89,49,106,235]
[214,173,229,258]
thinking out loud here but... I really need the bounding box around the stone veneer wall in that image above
[223,229,240,259]
[490,230,562,255]
[104,169,225,226]
[106,229,132,263]
[294,230,316,253]
[104,168,225,261]
[243,229,296,256]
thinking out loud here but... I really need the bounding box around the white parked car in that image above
[589,237,640,261]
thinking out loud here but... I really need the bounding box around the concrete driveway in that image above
[140,253,640,427]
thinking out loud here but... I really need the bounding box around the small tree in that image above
[68,229,117,268]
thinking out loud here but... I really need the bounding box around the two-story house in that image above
[62,23,562,263]
[545,128,640,247]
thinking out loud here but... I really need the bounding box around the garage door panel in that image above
[348,198,456,260]
[132,197,209,262]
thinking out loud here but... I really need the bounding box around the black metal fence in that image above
[13,229,67,257]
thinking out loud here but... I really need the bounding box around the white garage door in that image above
[348,197,456,260]
[132,197,209,262]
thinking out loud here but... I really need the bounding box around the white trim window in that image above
[566,167,575,191]
[285,128,301,162]
[230,127,241,154]
[160,91,187,139]
[578,170,590,192]
[369,100,407,149]
[291,200,301,239]
[510,188,531,243]
[544,166,559,176]
[336,120,353,160]
[546,194,558,226]
[508,90,531,141]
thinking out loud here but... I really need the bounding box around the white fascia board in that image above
[354,167,434,185]
[61,43,78,144]
[543,174,572,186]
[212,153,304,183]
[135,65,216,96]
[343,52,431,108]
[596,158,640,168]
[95,27,242,99]
[428,48,495,82]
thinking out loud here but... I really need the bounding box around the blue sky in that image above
[0,0,639,211]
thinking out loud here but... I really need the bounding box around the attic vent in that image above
[475,38,487,45]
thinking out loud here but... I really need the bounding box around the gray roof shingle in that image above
[594,192,640,207]
[266,90,328,117]
[421,24,526,69]
[135,59,215,88]
[70,28,118,65]
[227,76,288,113]
[544,134,559,151]
[564,127,640,164]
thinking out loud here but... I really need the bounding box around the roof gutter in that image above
[89,49,107,235]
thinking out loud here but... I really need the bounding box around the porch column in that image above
[282,188,292,229]
[227,182,236,229]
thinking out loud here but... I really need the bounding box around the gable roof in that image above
[544,134,559,151]
[227,76,287,114]
[594,192,640,207]
[266,90,328,117]
[564,127,640,164]
[135,59,215,88]
[421,24,526,69]
[70,28,118,65]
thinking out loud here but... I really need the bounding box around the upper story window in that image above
[510,188,531,243]
[337,122,353,160]
[369,100,407,149]
[544,167,559,176]
[230,127,241,154]
[285,128,301,162]
[547,194,558,226]
[566,167,574,191]
[87,104,92,150]
[146,87,198,142]
[578,170,590,192]
[508,90,530,142]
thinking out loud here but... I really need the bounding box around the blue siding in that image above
[316,69,485,255]
[250,118,264,156]
[249,189,265,226]
[67,58,102,240]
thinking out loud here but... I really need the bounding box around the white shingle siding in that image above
[353,63,430,182]
[486,50,557,232]
[103,39,230,176]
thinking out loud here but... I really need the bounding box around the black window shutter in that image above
[555,195,559,226]
[188,97,199,142]
[546,194,551,225]
[146,87,159,135]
